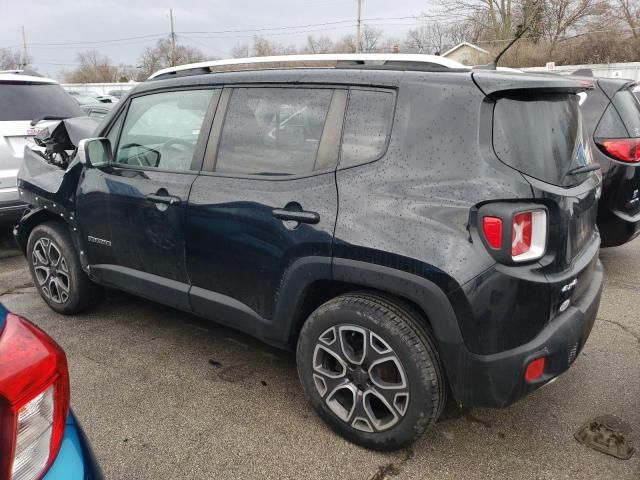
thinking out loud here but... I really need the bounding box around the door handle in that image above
[146,194,181,206]
[272,208,320,224]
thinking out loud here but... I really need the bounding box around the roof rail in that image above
[147,53,467,80]
[0,69,24,75]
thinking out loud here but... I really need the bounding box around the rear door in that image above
[76,88,218,310]
[185,86,344,332]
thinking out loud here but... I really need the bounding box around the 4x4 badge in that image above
[561,278,578,293]
[87,236,112,247]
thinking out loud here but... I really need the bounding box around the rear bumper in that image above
[0,186,26,224]
[598,207,640,247]
[440,260,603,408]
[43,411,103,480]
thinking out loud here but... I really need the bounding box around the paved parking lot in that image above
[0,226,638,480]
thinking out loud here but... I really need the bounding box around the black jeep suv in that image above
[14,55,603,450]
[574,75,640,247]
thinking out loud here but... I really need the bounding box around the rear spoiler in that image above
[472,71,593,98]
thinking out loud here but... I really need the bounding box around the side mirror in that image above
[77,138,112,168]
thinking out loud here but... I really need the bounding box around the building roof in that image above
[442,42,490,58]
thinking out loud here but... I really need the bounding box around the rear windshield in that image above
[0,82,83,121]
[596,88,640,138]
[493,93,589,187]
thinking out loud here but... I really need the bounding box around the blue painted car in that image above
[0,303,102,480]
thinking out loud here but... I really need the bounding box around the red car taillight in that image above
[0,313,70,480]
[596,138,640,163]
[482,217,503,249]
[478,204,548,264]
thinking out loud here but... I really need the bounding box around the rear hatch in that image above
[474,72,600,310]
[592,81,640,218]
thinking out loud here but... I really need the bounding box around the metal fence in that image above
[61,82,138,95]
[523,62,640,82]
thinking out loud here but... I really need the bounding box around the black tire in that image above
[296,292,445,450]
[27,221,102,314]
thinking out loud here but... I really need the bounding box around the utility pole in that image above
[21,26,29,69]
[356,0,362,53]
[169,9,177,66]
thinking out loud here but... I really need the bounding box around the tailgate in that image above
[0,121,45,169]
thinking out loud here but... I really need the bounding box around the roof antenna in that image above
[475,25,530,70]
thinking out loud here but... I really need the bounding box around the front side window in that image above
[215,88,333,176]
[114,89,214,171]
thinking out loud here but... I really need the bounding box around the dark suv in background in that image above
[15,55,603,450]
[574,74,640,247]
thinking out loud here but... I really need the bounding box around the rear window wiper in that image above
[30,115,68,126]
[567,164,601,175]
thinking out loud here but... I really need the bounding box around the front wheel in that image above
[296,292,445,450]
[27,222,102,314]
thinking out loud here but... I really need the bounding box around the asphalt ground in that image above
[0,226,638,480]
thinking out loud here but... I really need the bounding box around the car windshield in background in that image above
[0,82,83,121]
[493,93,588,187]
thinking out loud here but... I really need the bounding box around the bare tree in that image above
[615,0,640,37]
[305,35,334,54]
[540,0,607,54]
[405,23,451,53]
[334,34,358,53]
[231,43,250,58]
[0,48,22,70]
[63,50,121,83]
[360,25,384,52]
[440,0,517,41]
[136,38,207,80]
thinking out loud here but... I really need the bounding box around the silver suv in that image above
[0,71,83,224]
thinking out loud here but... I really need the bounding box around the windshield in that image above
[0,82,83,121]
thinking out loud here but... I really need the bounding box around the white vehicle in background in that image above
[0,71,84,224]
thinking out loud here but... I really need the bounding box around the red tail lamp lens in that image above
[525,357,546,382]
[482,217,503,249]
[596,138,640,163]
[512,212,532,257]
[0,312,70,480]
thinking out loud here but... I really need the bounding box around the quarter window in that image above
[215,88,333,176]
[114,89,214,171]
[340,89,395,168]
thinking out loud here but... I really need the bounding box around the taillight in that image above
[511,210,546,262]
[482,217,503,249]
[595,138,640,163]
[0,312,70,480]
[478,204,548,264]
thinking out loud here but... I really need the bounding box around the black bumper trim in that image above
[440,260,603,408]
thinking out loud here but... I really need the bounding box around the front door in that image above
[185,86,345,335]
[76,88,218,309]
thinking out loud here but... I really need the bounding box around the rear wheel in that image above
[296,292,445,450]
[27,222,102,314]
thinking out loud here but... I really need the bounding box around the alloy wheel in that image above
[312,325,410,433]
[32,238,71,304]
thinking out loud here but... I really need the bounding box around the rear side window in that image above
[596,89,640,138]
[0,82,83,121]
[216,88,333,176]
[493,93,588,187]
[340,89,395,168]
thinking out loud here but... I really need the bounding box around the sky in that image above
[0,0,441,79]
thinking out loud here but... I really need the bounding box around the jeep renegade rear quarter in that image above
[333,70,603,410]
[15,57,603,450]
